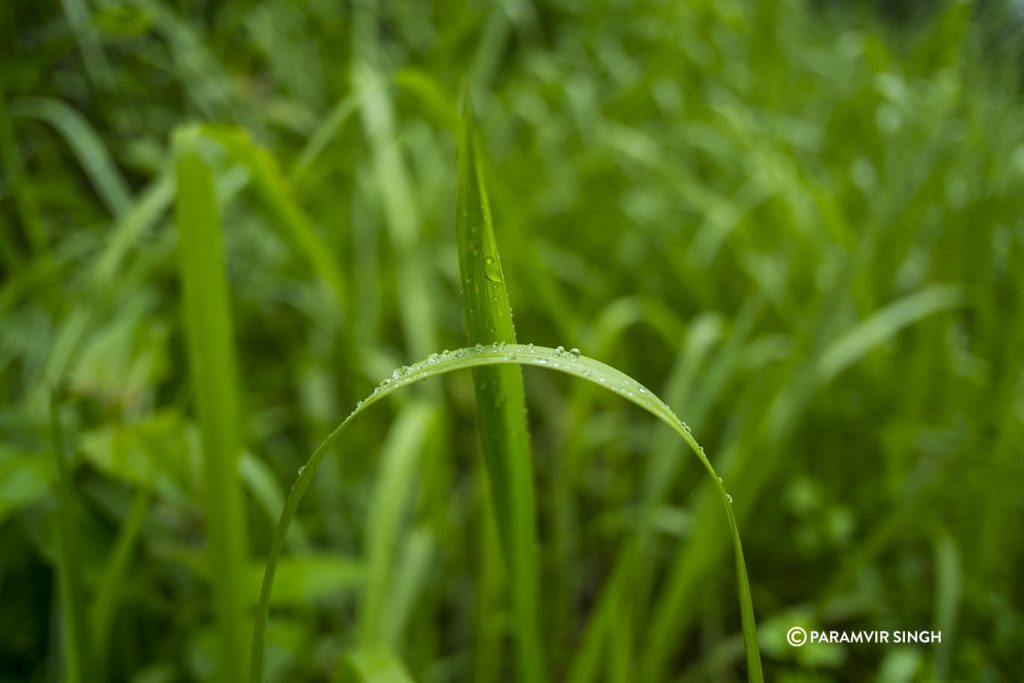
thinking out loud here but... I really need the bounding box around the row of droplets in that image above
[336,343,735,505]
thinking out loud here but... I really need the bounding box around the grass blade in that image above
[344,648,417,683]
[456,101,544,683]
[249,344,762,682]
[816,284,964,383]
[193,125,348,309]
[0,88,45,258]
[351,29,437,359]
[290,93,360,184]
[174,128,249,683]
[360,401,438,649]
[48,395,94,683]
[10,97,131,217]
[91,490,149,678]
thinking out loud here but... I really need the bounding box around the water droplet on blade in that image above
[483,257,502,283]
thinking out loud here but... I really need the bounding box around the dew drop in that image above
[555,345,565,355]
[427,353,439,363]
[725,494,734,504]
[298,466,306,476]
[483,257,502,283]
[569,347,581,359]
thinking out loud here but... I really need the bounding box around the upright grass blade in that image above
[351,3,437,360]
[456,101,544,683]
[174,129,249,683]
[0,89,45,259]
[48,394,94,683]
[360,401,438,649]
[344,648,417,683]
[249,344,763,683]
[92,490,149,679]
[290,93,360,184]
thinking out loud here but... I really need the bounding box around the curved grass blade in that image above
[189,125,348,309]
[10,97,131,217]
[174,129,249,683]
[456,100,543,683]
[816,284,964,383]
[249,344,763,683]
[644,285,965,678]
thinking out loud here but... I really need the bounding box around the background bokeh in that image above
[1,0,1022,681]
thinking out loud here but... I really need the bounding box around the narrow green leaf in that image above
[351,53,437,359]
[249,344,762,682]
[10,97,131,217]
[344,648,417,683]
[0,88,45,258]
[92,490,149,679]
[456,100,544,683]
[816,285,964,383]
[31,172,174,411]
[174,128,249,683]
[49,395,94,683]
[290,93,360,183]
[243,555,362,608]
[360,401,438,649]
[193,125,348,309]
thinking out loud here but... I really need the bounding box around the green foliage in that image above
[174,128,249,683]
[456,101,544,683]
[2,1,1023,681]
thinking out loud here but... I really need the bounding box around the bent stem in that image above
[249,344,763,683]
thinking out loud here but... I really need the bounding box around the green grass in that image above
[456,100,544,683]
[249,343,763,681]
[48,393,94,683]
[174,128,250,683]
[2,1,1024,681]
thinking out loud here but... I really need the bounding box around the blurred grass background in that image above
[1,0,1023,681]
